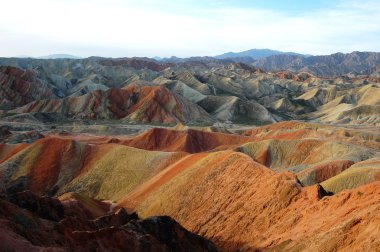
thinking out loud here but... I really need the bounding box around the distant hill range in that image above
[156,50,380,77]
[212,49,380,77]
[6,50,380,77]
[214,48,307,60]
[251,51,380,76]
[156,49,305,64]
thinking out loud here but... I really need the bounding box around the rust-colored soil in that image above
[1,121,379,251]
[118,151,380,251]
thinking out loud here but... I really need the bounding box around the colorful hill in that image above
[0,137,187,201]
[1,55,380,252]
[0,121,379,251]
[1,58,380,126]
[118,150,380,251]
[9,85,213,124]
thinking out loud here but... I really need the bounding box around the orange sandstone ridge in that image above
[118,151,380,251]
[0,121,379,251]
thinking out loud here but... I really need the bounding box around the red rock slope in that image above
[118,151,380,251]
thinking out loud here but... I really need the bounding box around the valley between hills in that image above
[0,54,379,251]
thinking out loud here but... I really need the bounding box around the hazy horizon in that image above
[8,49,380,60]
[1,0,380,58]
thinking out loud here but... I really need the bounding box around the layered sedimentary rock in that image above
[0,56,380,251]
[0,121,379,251]
[1,58,379,125]
[9,85,213,124]
[118,151,380,251]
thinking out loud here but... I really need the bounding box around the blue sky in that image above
[0,0,379,57]
[220,0,330,11]
[162,0,332,13]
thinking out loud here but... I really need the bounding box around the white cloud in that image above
[0,0,379,57]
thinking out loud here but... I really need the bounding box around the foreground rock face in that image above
[0,190,217,252]
[0,121,379,198]
[119,151,380,252]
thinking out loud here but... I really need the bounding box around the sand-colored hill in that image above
[59,144,186,201]
[238,138,375,169]
[198,95,275,123]
[321,158,380,193]
[296,86,337,107]
[304,83,380,125]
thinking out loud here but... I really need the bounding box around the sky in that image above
[0,0,379,58]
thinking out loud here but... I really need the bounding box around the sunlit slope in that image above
[118,150,380,251]
[321,158,380,193]
[0,137,186,200]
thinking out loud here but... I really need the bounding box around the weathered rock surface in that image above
[119,151,380,252]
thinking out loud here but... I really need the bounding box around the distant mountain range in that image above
[214,48,307,60]
[211,49,380,76]
[8,50,380,77]
[155,50,380,77]
[156,49,307,64]
[252,51,380,76]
